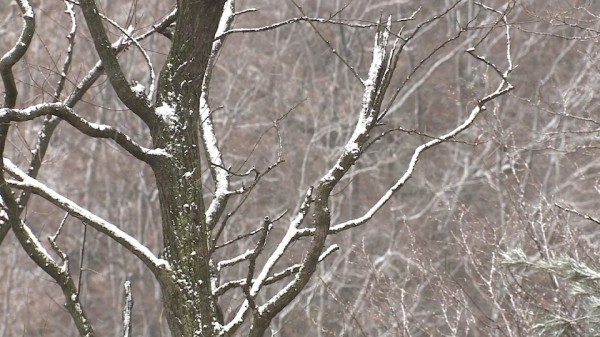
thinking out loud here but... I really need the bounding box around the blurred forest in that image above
[2,0,600,336]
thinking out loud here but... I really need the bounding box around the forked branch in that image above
[4,159,169,276]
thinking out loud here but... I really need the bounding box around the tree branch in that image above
[0,0,34,108]
[201,0,234,229]
[0,194,95,336]
[0,0,35,244]
[4,158,169,276]
[79,0,154,123]
[121,280,133,337]
[0,103,166,163]
[214,244,339,297]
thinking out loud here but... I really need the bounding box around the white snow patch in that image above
[145,148,170,157]
[200,92,229,226]
[218,249,254,270]
[131,82,146,95]
[20,0,34,19]
[216,0,234,38]
[155,102,179,127]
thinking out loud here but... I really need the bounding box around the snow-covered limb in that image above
[221,188,312,335]
[318,17,392,186]
[121,281,133,337]
[278,20,392,234]
[241,217,272,312]
[214,244,337,298]
[555,203,600,225]
[0,194,96,336]
[53,0,77,101]
[217,249,254,270]
[218,237,324,296]
[293,7,515,239]
[4,159,169,275]
[227,226,297,325]
[0,0,38,242]
[0,103,167,162]
[216,216,277,273]
[146,8,178,40]
[214,279,245,297]
[330,104,489,234]
[262,244,338,285]
[218,243,338,334]
[222,22,397,335]
[295,89,511,238]
[201,0,234,229]
[200,94,230,228]
[213,0,235,53]
[251,187,312,293]
[20,0,76,207]
[12,216,66,280]
[2,0,34,59]
[18,221,95,337]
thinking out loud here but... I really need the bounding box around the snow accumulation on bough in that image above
[200,93,229,225]
[19,0,34,19]
[3,159,170,271]
[144,147,171,157]
[131,82,146,95]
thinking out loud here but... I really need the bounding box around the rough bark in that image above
[151,1,226,336]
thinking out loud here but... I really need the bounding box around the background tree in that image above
[17,0,600,336]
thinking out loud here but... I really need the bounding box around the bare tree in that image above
[0,0,514,336]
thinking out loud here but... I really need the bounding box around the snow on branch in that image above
[201,0,234,229]
[0,103,167,162]
[214,244,338,300]
[0,194,95,336]
[262,244,338,285]
[329,104,490,233]
[296,10,515,238]
[121,281,133,337]
[222,20,400,334]
[315,17,393,189]
[200,95,230,227]
[4,159,169,275]
[221,188,313,335]
[295,88,512,238]
[217,248,254,270]
[17,218,96,336]
[53,0,77,101]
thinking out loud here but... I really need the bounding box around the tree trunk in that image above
[150,1,225,335]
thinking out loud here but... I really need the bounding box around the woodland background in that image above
[1,0,600,336]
